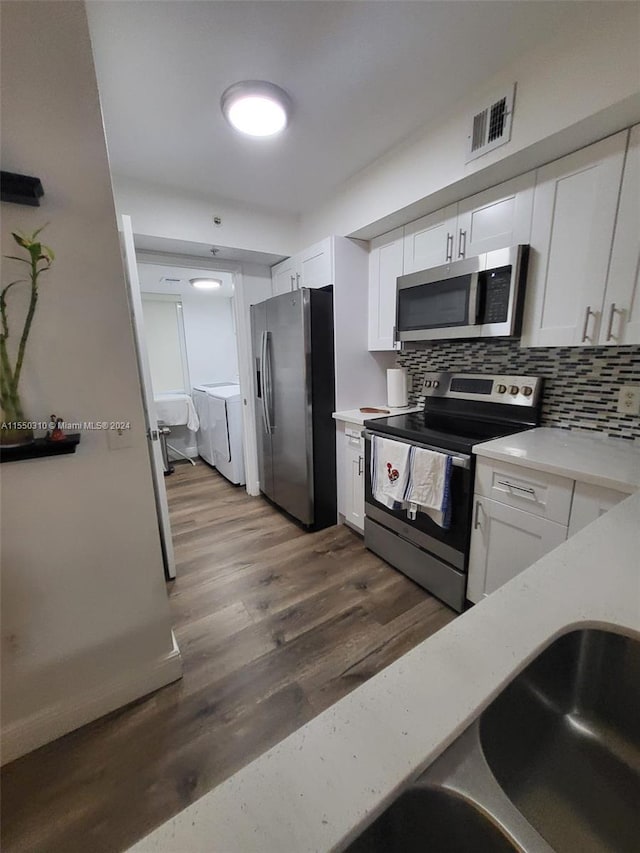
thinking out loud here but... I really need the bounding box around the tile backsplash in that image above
[397,341,640,440]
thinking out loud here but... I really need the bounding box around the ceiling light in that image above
[190,278,222,290]
[221,81,291,137]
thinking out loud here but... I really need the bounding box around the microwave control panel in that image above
[479,265,511,324]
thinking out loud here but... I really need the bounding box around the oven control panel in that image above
[421,372,542,406]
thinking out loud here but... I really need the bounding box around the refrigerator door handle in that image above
[260,331,272,434]
[264,330,274,433]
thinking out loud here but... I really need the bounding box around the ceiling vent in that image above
[466,84,516,163]
[160,276,183,285]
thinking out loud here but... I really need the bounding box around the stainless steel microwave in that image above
[395,244,529,343]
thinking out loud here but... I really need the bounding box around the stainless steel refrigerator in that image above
[250,288,336,530]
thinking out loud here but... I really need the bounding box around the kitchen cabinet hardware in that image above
[581,306,596,342]
[606,302,619,342]
[497,480,536,496]
[446,232,453,262]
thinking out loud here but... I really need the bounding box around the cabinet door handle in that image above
[458,229,467,258]
[358,455,363,476]
[446,232,453,262]
[606,302,618,342]
[296,272,301,289]
[497,480,536,496]
[581,306,595,342]
[473,499,482,530]
[290,274,296,291]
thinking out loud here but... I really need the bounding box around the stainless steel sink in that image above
[480,629,640,853]
[343,629,639,853]
[344,786,519,853]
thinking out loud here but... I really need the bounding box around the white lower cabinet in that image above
[467,496,567,603]
[568,481,627,537]
[468,458,632,603]
[340,424,365,532]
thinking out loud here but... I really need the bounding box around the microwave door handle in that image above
[468,272,480,325]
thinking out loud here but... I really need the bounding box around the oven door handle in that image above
[363,430,471,469]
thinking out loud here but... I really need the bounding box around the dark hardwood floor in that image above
[1,461,456,852]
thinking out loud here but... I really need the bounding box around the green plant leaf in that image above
[3,255,30,264]
[11,233,29,249]
[31,224,49,239]
[41,244,55,261]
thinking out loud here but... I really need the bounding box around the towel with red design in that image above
[370,435,411,509]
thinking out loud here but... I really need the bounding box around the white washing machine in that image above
[192,384,245,485]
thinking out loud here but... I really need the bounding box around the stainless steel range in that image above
[363,372,543,612]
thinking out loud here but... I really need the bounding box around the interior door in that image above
[121,214,176,580]
[267,290,313,524]
[250,301,274,498]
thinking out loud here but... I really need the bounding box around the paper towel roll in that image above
[387,368,408,408]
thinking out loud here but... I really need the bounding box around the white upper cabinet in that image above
[456,172,535,258]
[403,204,457,273]
[521,131,627,347]
[298,237,333,289]
[271,237,333,295]
[368,227,403,351]
[271,256,296,295]
[601,123,640,346]
[402,174,535,274]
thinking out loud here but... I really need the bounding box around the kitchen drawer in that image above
[475,459,574,525]
[345,423,364,449]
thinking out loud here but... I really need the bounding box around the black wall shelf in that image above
[1,171,44,206]
[0,433,80,463]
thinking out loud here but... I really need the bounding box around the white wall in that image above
[299,3,640,245]
[0,1,181,764]
[113,175,299,259]
[138,264,239,388]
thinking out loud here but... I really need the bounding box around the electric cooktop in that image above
[364,372,544,455]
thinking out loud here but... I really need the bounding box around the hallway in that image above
[1,462,455,853]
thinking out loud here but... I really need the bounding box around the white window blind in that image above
[141,294,190,393]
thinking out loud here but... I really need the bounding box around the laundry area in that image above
[137,261,245,484]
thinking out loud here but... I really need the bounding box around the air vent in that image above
[160,276,183,285]
[467,84,515,163]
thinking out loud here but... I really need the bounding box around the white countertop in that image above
[129,487,640,852]
[473,427,640,494]
[333,406,421,426]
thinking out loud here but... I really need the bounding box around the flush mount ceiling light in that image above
[190,278,222,290]
[220,80,291,137]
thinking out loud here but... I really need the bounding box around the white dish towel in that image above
[371,435,411,509]
[405,446,453,528]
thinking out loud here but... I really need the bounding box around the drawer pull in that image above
[497,480,536,496]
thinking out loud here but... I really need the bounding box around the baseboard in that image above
[1,631,182,766]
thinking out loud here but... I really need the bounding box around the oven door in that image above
[364,432,473,571]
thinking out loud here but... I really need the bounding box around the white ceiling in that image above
[88,1,600,218]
